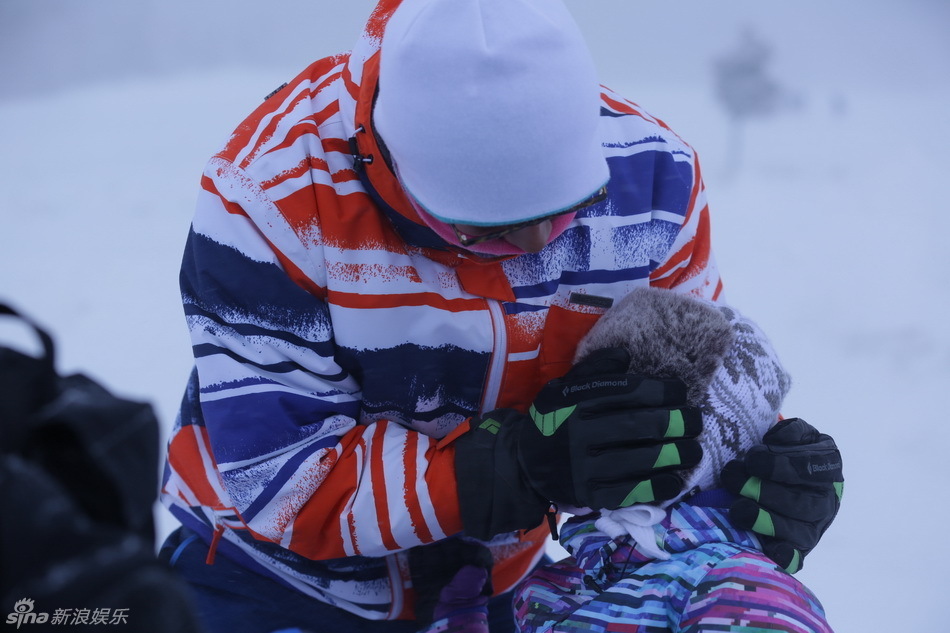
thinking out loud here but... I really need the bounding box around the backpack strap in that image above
[0,303,59,451]
[0,302,56,368]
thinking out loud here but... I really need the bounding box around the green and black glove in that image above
[721,417,844,573]
[454,348,703,540]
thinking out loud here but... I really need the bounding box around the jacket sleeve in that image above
[678,551,833,633]
[167,157,464,560]
[649,151,723,301]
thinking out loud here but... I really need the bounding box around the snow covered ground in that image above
[2,2,948,631]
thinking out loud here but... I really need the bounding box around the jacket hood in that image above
[339,11,472,254]
[342,1,433,241]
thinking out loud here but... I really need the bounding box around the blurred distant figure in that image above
[714,28,784,121]
[713,27,800,177]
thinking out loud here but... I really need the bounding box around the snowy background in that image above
[2,1,948,631]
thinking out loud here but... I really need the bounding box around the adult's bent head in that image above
[374,0,609,228]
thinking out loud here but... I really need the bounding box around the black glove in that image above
[455,348,703,540]
[722,417,844,573]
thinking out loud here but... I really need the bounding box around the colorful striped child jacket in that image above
[514,500,832,633]
[161,0,721,620]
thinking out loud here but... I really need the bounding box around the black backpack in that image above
[0,303,200,632]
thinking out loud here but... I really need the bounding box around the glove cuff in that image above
[454,411,549,540]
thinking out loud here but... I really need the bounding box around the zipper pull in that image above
[583,574,606,592]
[544,504,560,540]
[205,524,224,565]
[347,126,374,173]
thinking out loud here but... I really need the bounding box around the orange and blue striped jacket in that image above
[161,0,722,620]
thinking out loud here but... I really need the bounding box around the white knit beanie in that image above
[574,287,791,508]
[374,0,609,226]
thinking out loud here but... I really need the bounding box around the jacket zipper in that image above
[480,299,507,413]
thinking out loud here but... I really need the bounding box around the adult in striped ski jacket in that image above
[160,0,837,630]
